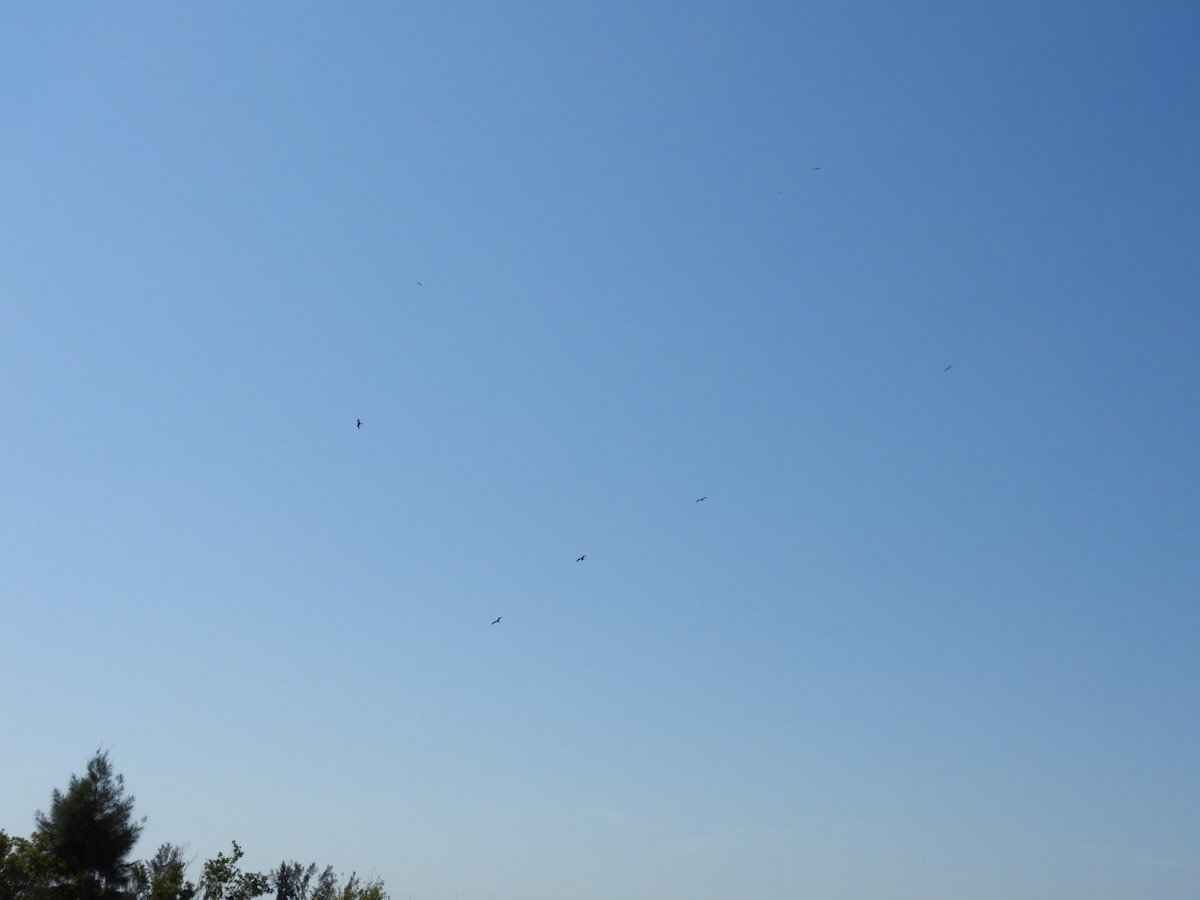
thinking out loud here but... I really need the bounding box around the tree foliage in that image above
[197,843,268,900]
[270,863,386,900]
[270,862,320,900]
[131,844,195,900]
[333,874,386,900]
[1,755,388,900]
[0,830,64,900]
[269,863,384,900]
[33,750,145,900]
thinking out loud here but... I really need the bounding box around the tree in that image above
[269,862,316,900]
[0,830,64,900]
[5,759,388,900]
[34,750,145,900]
[197,844,268,900]
[268,864,384,900]
[131,845,195,900]
[306,869,336,900]
[333,874,386,900]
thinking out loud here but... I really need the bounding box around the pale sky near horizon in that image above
[2,3,1198,899]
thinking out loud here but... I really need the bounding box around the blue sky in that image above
[2,3,1198,898]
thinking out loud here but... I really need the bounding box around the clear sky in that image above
[2,3,1198,898]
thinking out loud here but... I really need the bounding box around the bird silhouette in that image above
[696,496,707,502]
[356,419,362,428]
[491,616,501,625]
[943,364,954,373]
[416,281,423,287]
[576,555,586,562]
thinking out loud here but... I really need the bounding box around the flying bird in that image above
[576,555,586,562]
[356,419,362,429]
[696,496,707,502]
[491,616,501,625]
[416,281,423,287]
[943,364,954,373]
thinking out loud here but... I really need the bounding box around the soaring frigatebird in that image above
[576,555,586,562]
[356,419,362,428]
[491,616,501,625]
[696,496,707,502]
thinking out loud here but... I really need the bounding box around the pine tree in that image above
[34,751,144,899]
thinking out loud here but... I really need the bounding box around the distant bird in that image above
[943,364,954,373]
[576,555,586,562]
[491,616,501,625]
[812,167,821,170]
[416,281,423,287]
[356,419,362,429]
[696,496,707,502]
